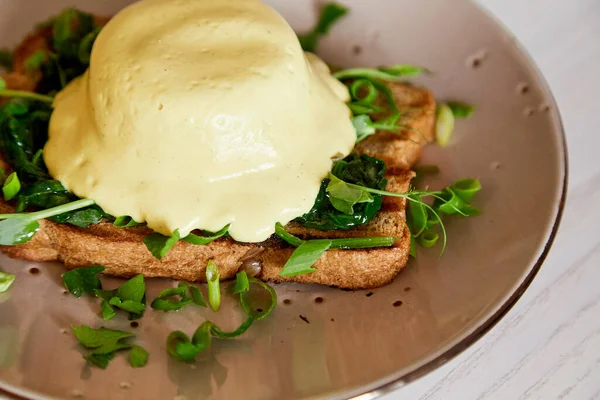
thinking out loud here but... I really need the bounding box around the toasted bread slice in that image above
[0,23,436,289]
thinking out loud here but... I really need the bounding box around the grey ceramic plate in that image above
[0,0,567,399]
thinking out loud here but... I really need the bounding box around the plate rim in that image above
[346,4,570,399]
[0,1,569,399]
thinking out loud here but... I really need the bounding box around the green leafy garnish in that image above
[326,174,373,214]
[182,224,229,245]
[324,176,482,255]
[0,198,95,245]
[233,271,250,294]
[447,102,476,119]
[167,278,276,363]
[142,229,180,260]
[435,104,455,147]
[333,64,427,81]
[206,260,221,312]
[94,274,146,321]
[274,224,394,276]
[3,172,21,201]
[279,240,331,277]
[129,345,149,368]
[296,154,387,230]
[113,216,140,228]
[0,219,40,246]
[298,3,349,52]
[0,271,15,292]
[61,265,104,297]
[72,325,146,369]
[151,282,206,311]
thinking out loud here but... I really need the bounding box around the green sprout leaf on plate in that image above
[61,265,104,297]
[142,229,180,260]
[298,3,349,52]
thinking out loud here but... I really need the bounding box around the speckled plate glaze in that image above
[0,0,567,399]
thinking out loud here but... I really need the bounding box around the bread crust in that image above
[0,22,436,289]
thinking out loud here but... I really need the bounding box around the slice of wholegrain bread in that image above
[0,22,436,289]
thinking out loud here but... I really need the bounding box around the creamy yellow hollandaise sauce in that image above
[44,0,355,242]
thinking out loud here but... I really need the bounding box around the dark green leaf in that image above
[129,345,149,368]
[142,229,180,260]
[182,224,229,245]
[84,352,114,369]
[61,265,104,298]
[49,205,106,228]
[78,28,101,65]
[3,172,20,200]
[447,102,476,119]
[298,3,349,52]
[326,173,373,214]
[0,50,13,71]
[0,218,40,245]
[233,271,249,294]
[279,240,331,277]
[0,271,15,292]
[296,154,386,231]
[16,180,73,212]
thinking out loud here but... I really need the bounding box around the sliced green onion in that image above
[206,260,221,312]
[113,216,140,228]
[233,271,249,294]
[3,172,20,201]
[447,102,476,119]
[418,230,439,248]
[435,104,455,147]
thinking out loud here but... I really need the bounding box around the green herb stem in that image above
[275,222,395,249]
[0,198,95,221]
[0,89,54,104]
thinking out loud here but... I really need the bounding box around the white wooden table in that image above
[385,0,600,398]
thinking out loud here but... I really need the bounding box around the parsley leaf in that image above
[142,229,180,260]
[61,265,104,297]
[72,325,146,369]
[93,275,146,320]
[298,3,349,52]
